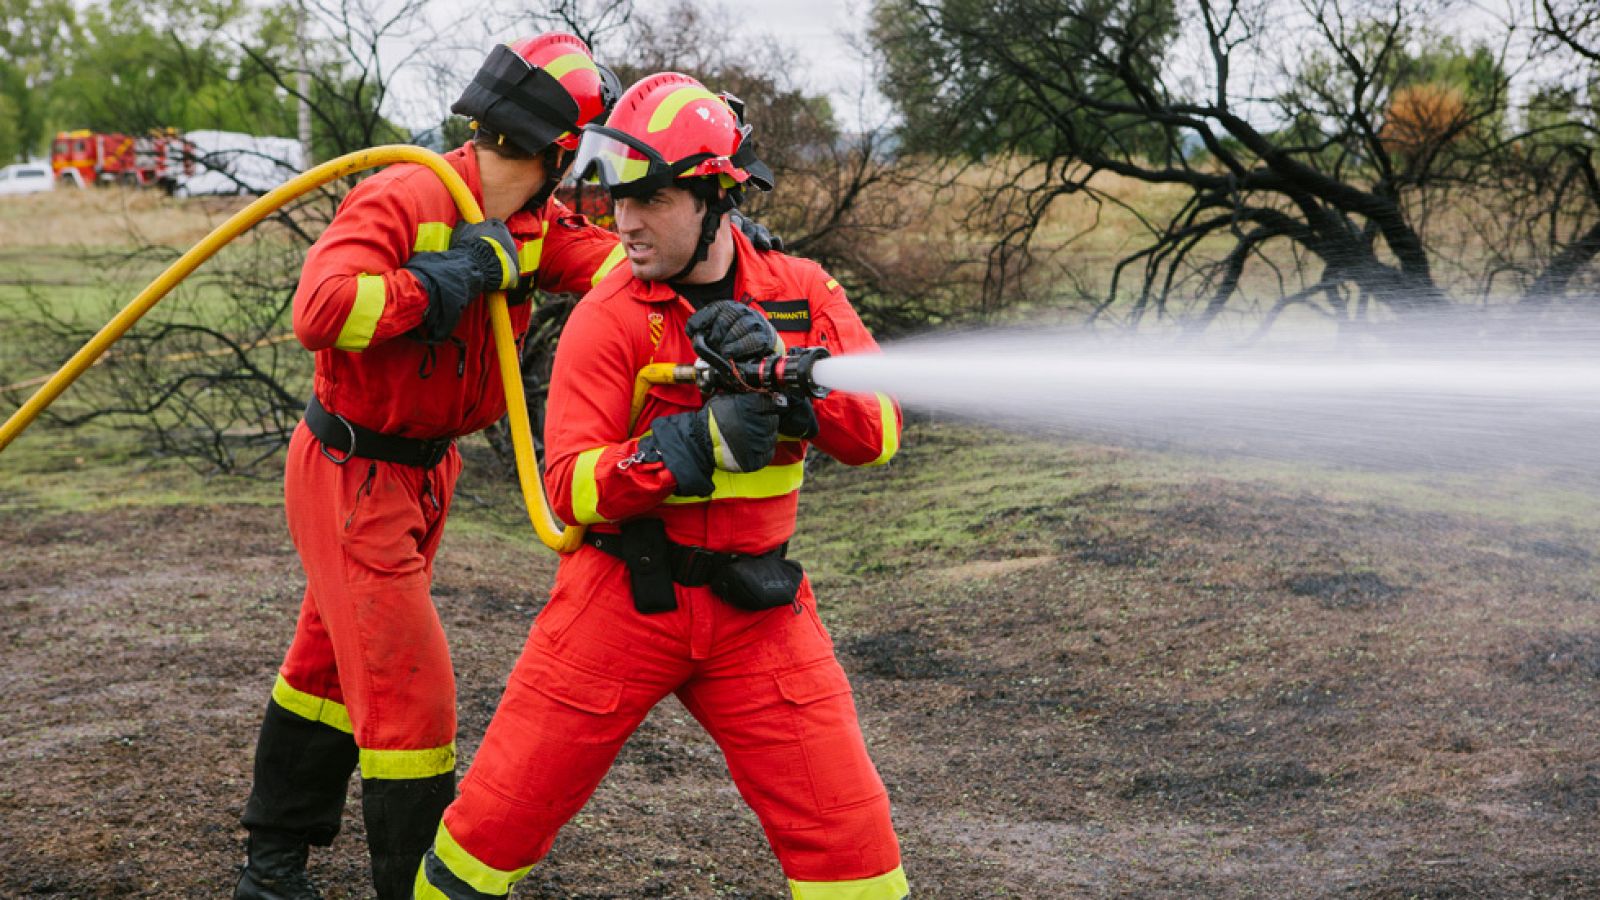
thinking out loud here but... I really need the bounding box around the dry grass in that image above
[0,187,255,251]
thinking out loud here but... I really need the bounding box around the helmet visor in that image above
[569,126,664,196]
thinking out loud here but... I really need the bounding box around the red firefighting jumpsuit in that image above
[254,141,624,853]
[420,227,909,899]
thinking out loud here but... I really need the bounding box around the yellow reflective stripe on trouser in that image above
[591,244,626,287]
[414,221,451,253]
[662,461,805,504]
[570,446,609,524]
[271,673,354,733]
[422,821,533,897]
[789,865,909,900]
[359,743,456,780]
[334,274,386,351]
[866,393,899,466]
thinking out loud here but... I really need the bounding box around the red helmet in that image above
[452,32,621,155]
[570,72,773,199]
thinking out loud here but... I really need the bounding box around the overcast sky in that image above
[386,0,886,134]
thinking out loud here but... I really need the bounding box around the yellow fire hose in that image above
[0,144,690,553]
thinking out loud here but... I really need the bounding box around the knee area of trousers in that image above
[769,793,900,882]
[439,779,566,872]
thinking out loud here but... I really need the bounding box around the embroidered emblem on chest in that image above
[648,312,665,346]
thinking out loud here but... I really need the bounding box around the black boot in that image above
[362,772,456,899]
[234,832,324,900]
[236,699,359,899]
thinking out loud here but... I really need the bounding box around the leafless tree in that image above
[2,0,452,473]
[873,0,1600,332]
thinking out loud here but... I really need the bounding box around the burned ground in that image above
[4,423,1600,897]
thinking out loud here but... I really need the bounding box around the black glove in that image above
[732,209,784,253]
[686,300,782,364]
[639,393,781,496]
[404,218,518,342]
[776,394,819,440]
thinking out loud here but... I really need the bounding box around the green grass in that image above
[0,425,283,514]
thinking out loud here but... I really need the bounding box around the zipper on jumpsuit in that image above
[420,470,441,516]
[345,462,378,531]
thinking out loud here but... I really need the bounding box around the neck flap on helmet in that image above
[452,44,582,156]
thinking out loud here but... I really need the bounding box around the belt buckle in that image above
[320,412,358,465]
[421,438,452,468]
[675,545,720,586]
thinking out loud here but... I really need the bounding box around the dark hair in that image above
[682,176,726,212]
[472,127,538,161]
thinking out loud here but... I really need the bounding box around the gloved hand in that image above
[732,209,784,253]
[404,218,518,342]
[686,300,782,364]
[639,393,781,496]
[776,394,819,440]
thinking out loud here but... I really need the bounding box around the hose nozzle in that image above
[691,335,831,399]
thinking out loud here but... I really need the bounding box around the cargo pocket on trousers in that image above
[775,658,886,812]
[519,650,625,717]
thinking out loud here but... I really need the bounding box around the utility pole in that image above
[297,1,313,165]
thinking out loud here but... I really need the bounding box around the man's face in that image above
[612,185,703,282]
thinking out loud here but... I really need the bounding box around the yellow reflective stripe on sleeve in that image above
[413,221,451,253]
[518,238,543,275]
[271,674,353,734]
[591,244,626,287]
[334,274,386,351]
[358,743,457,780]
[662,461,805,505]
[789,865,909,900]
[570,446,610,524]
[432,821,534,896]
[866,393,899,466]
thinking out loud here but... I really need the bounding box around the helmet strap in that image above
[523,145,566,214]
[667,182,737,283]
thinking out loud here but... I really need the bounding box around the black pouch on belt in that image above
[619,518,677,614]
[710,555,805,611]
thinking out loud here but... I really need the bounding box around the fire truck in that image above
[50,129,192,190]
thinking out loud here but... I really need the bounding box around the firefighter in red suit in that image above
[415,73,908,900]
[233,34,629,900]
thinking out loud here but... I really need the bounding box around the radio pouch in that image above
[710,556,805,611]
[619,518,677,614]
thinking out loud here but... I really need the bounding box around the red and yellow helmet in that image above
[452,32,621,155]
[570,72,773,199]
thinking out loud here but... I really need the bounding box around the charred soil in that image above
[5,423,1600,898]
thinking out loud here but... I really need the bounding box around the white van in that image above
[0,162,55,195]
[174,131,306,197]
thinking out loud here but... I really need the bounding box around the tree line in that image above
[5,0,1600,472]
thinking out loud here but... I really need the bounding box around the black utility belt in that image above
[304,396,455,468]
[585,518,804,615]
